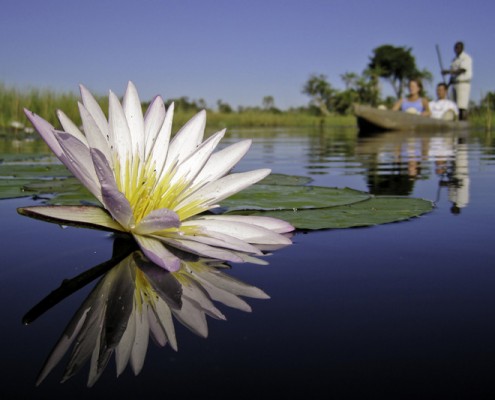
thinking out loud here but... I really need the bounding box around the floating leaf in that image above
[230,197,434,230]
[0,179,33,199]
[220,184,371,211]
[0,163,71,179]
[258,173,313,186]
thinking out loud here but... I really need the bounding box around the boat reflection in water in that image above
[357,130,470,214]
[23,237,274,387]
[432,137,470,214]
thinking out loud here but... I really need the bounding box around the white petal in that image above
[199,214,295,233]
[169,129,225,191]
[79,84,109,140]
[143,96,166,159]
[78,102,114,168]
[56,110,88,145]
[150,102,174,176]
[109,90,133,182]
[175,169,271,211]
[192,139,252,187]
[123,81,145,160]
[176,229,262,255]
[183,218,292,245]
[164,110,206,173]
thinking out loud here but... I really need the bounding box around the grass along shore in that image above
[0,83,353,132]
[1,83,491,132]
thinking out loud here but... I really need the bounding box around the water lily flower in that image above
[21,82,293,271]
[35,249,269,387]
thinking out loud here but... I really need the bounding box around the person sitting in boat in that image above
[392,79,431,116]
[429,83,459,120]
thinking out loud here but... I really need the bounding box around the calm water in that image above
[1,126,495,399]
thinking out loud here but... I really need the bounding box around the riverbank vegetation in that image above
[0,82,354,132]
[1,44,493,132]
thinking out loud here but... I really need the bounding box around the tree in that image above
[302,74,335,116]
[262,96,275,110]
[368,45,432,99]
[217,99,233,113]
[337,71,380,110]
[340,72,359,90]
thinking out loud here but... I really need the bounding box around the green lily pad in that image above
[220,184,371,211]
[0,163,71,179]
[0,179,34,199]
[258,173,313,186]
[230,196,434,230]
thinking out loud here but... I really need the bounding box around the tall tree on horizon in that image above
[368,45,432,99]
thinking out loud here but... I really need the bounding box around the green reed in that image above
[0,83,355,132]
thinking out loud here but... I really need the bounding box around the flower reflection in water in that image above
[26,239,271,387]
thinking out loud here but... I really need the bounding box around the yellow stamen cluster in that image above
[113,154,211,228]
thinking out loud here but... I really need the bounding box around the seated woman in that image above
[392,79,431,116]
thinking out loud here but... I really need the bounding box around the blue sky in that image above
[1,0,493,109]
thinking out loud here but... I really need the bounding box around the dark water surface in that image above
[1,126,494,399]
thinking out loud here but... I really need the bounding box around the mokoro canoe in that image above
[354,104,469,134]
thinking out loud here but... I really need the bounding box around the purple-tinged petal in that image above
[133,235,180,272]
[18,205,125,232]
[91,148,135,229]
[134,208,180,235]
[55,132,102,201]
[24,109,64,157]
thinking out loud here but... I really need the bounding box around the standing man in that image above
[442,41,473,121]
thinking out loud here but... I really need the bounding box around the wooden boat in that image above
[354,104,469,134]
